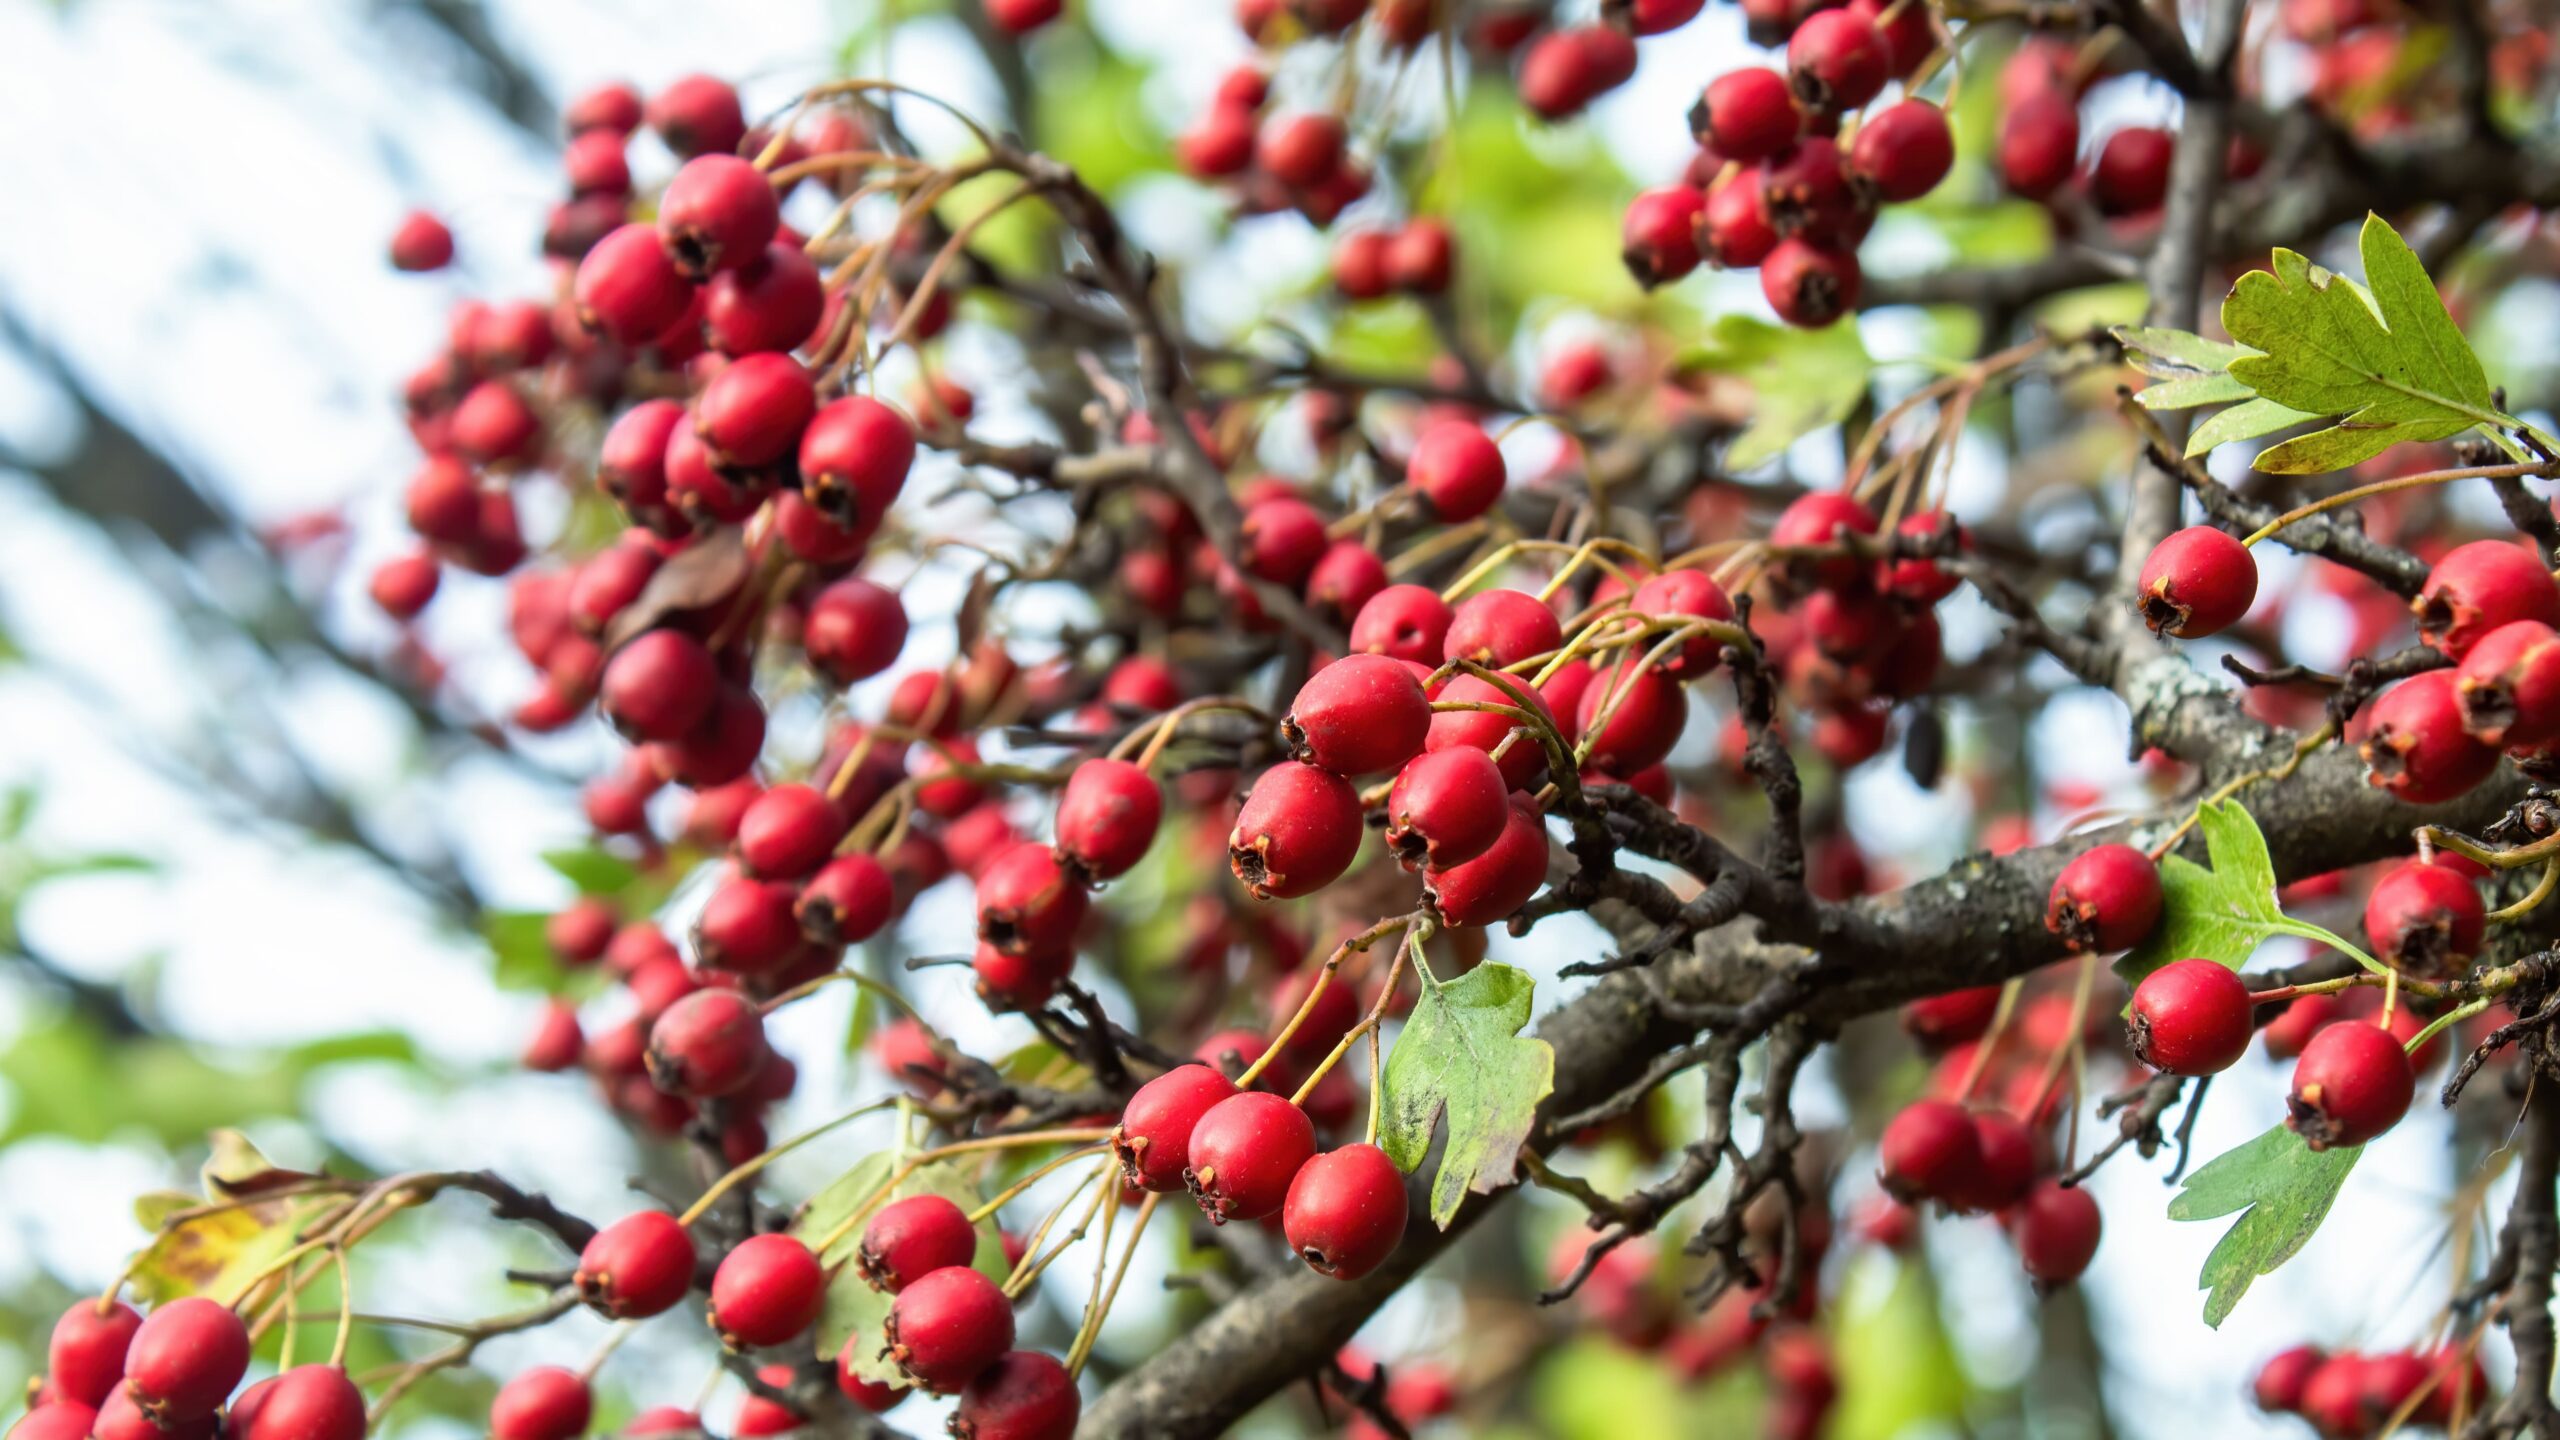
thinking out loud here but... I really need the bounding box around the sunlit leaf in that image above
[2169,1122,2362,1326]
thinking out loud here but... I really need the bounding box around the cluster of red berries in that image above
[2253,1341,2488,1436]
[26,1297,356,1440]
[1624,5,1950,324]
[1991,40,2182,220]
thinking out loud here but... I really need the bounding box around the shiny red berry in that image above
[1518,26,1636,118]
[1285,654,1434,776]
[1426,673,1556,790]
[2045,842,2164,953]
[2364,857,2485,976]
[2136,526,2257,638]
[388,210,454,272]
[2008,1180,2101,1285]
[1446,588,1564,669]
[2287,1019,2415,1149]
[1306,539,1389,623]
[1770,492,1878,592]
[1350,584,1454,665]
[1698,171,1778,268]
[1385,747,1509,871]
[704,242,825,356]
[576,1211,697,1319]
[736,784,847,879]
[1257,113,1346,187]
[1407,420,1506,522]
[2455,618,2560,746]
[1877,1098,1981,1203]
[696,872,803,973]
[859,1195,980,1293]
[1283,1143,1408,1280]
[976,841,1088,958]
[798,853,895,946]
[1998,90,2081,199]
[47,1299,142,1409]
[1424,792,1548,926]
[2362,670,2499,804]
[2254,1343,2326,1412]
[124,1297,249,1423]
[1577,659,1687,775]
[1385,218,1456,295]
[800,396,917,531]
[13,1404,98,1440]
[1758,138,1866,246]
[951,1350,1078,1440]
[575,224,696,345]
[1760,238,1860,328]
[1114,1064,1242,1193]
[1054,758,1164,881]
[2415,539,2560,658]
[601,630,717,742]
[1787,9,1889,110]
[884,1265,1014,1392]
[1240,497,1330,586]
[1948,1109,2037,1214]
[647,990,771,1098]
[2127,958,2254,1074]
[1187,1091,1318,1223]
[648,74,746,160]
[1230,762,1365,900]
[1847,99,1953,202]
[1622,185,1707,289]
[490,1367,591,1440]
[230,1365,364,1440]
[2090,127,2174,216]
[710,1234,826,1348]
[1689,67,1800,161]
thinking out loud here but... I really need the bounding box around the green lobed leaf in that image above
[2114,325,2258,380]
[2115,800,2351,988]
[541,846,640,897]
[792,1153,1007,1371]
[2221,214,2497,473]
[1675,316,1872,472]
[2186,396,2322,457]
[2132,372,2256,411]
[1379,961,1555,1228]
[2168,1122,2363,1326]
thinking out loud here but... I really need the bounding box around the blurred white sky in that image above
[0,3,2505,1437]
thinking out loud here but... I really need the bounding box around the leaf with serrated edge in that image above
[1379,962,1555,1228]
[2114,801,2351,987]
[793,1154,1006,1372]
[2168,1122,2362,1326]
[2113,325,2258,379]
[2185,396,2321,457]
[2133,373,2256,411]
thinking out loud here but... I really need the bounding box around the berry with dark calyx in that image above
[705,242,825,356]
[1999,90,2081,199]
[800,396,918,531]
[2288,1019,2415,1149]
[1878,1099,1981,1203]
[1385,218,1456,295]
[1055,758,1164,880]
[1284,1142,1409,1280]
[1424,792,1549,927]
[1622,184,1707,289]
[2415,539,2560,658]
[695,872,803,977]
[602,629,718,742]
[646,989,771,1098]
[2090,127,2174,216]
[2045,843,2164,953]
[736,784,848,879]
[490,1368,592,1440]
[1350,584,1454,664]
[710,1233,827,1348]
[1229,761,1365,900]
[797,853,894,947]
[48,1298,142,1409]
[228,1365,366,1440]
[124,1296,250,1423]
[1285,654,1434,776]
[884,1265,1014,1392]
[1787,9,1889,111]
[2455,619,2560,746]
[659,155,779,277]
[576,1211,697,1319]
[2008,1180,2102,1286]
[1698,171,1778,268]
[859,1194,980,1293]
[2126,958,2254,1074]
[576,223,697,345]
[951,1351,1079,1440]
[2364,857,2486,976]
[1386,746,1510,871]
[1760,238,1861,328]
[1758,139,1865,245]
[2362,670,2500,804]
[1407,419,1506,522]
[2254,1344,2326,1412]
[1186,1090,1318,1223]
[1426,672,1557,789]
[1847,99,1954,202]
[2136,525,2257,638]
[976,841,1088,957]
[389,210,454,272]
[97,1388,211,1440]
[1689,68,1800,161]
[1113,1064,1241,1192]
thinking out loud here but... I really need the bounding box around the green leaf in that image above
[541,847,640,897]
[1379,962,1554,1228]
[2115,800,2345,988]
[2222,214,2500,473]
[2168,1122,2363,1326]
[2114,325,2258,380]
[480,911,571,994]
[2132,372,2256,411]
[2186,396,2322,457]
[1675,316,1872,472]
[793,1154,1006,1371]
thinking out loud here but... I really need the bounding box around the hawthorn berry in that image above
[601,630,718,742]
[1230,761,1365,900]
[2090,127,2174,217]
[1877,1098,1981,1203]
[1424,791,1549,926]
[1758,139,1866,246]
[369,550,441,620]
[1622,185,1707,288]
[575,223,697,345]
[696,872,805,974]
[2361,670,2499,804]
[1385,219,1456,295]
[1697,171,1779,268]
[1284,1142,1409,1280]
[709,1233,827,1348]
[1240,496,1331,586]
[2254,1343,2326,1412]
[2009,1180,2102,1286]
[2455,618,2560,745]
[47,1299,142,1409]
[732,1364,806,1437]
[97,1387,211,1440]
[1762,237,1862,327]
[697,353,816,469]
[1350,584,1455,664]
[1407,419,1506,522]
[124,1297,250,1423]
[1901,986,2000,1049]
[1787,9,1890,111]
[648,74,747,160]
[976,841,1088,957]
[1306,539,1390,623]
[388,210,454,272]
[576,1210,697,1319]
[1770,491,1880,592]
[228,1365,366,1440]
[1258,113,1347,188]
[647,989,771,1098]
[1518,26,1636,118]
[736,784,848,879]
[1998,90,2081,199]
[1630,570,1736,678]
[2287,1018,2415,1149]
[1426,672,1557,790]
[490,1367,592,1440]
[1949,1109,2037,1214]
[1285,654,1434,776]
[1689,68,1801,161]
[1187,1090,1318,1223]
[859,1194,980,1292]
[1385,746,1510,871]
[704,242,825,356]
[1847,100,1954,203]
[12,1405,97,1440]
[1334,230,1393,300]
[2415,539,2560,658]
[1445,588,1564,670]
[2363,857,2485,976]
[1054,758,1164,881]
[2044,843,2164,953]
[951,1351,1080,1440]
[2126,958,2254,1074]
[1114,1064,1242,1192]
[884,1264,1014,1392]
[1577,659,1688,774]
[799,396,918,531]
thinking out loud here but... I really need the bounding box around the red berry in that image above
[710,1234,826,1348]
[490,1368,591,1440]
[1690,68,1801,162]
[1115,1064,1242,1192]
[1283,1142,1409,1280]
[1622,185,1707,288]
[230,1366,364,1440]
[2415,539,2560,658]
[1423,792,1548,927]
[601,629,718,742]
[859,1195,980,1293]
[97,1388,209,1440]
[2455,618,2560,745]
[648,74,746,160]
[2090,126,2174,216]
[1257,113,1346,188]
[2136,525,2257,638]
[124,1297,249,1423]
[1385,219,1456,295]
[2008,1180,2101,1285]
[1334,230,1393,299]
[1407,420,1506,522]
[13,1405,97,1440]
[1350,584,1454,665]
[647,990,771,1098]
[1760,238,1861,328]
[837,1342,907,1411]
[800,396,917,531]
[389,210,454,272]
[1180,104,1261,178]
[2127,958,2254,1074]
[1847,99,1954,202]
[1518,26,1637,118]
[565,82,644,137]
[576,1211,697,1319]
[884,1265,1014,1392]
[575,223,696,345]
[1425,673,1557,789]
[1305,539,1391,623]
[1787,9,1890,111]
[1186,1090,1318,1223]
[1850,0,1933,72]
[2254,1343,2326,1412]
[1877,1098,1981,1202]
[1445,588,1564,668]
[1629,570,1736,678]
[2260,990,2341,1061]
[695,872,803,975]
[798,853,895,946]
[987,0,1064,31]
[1999,90,2081,199]
[1949,1109,2037,1213]
[660,155,779,277]
[2297,1355,2370,1435]
[600,399,687,518]
[1577,659,1687,775]
[2362,670,2499,804]
[1697,171,1779,268]
[2364,857,2486,975]
[1240,497,1330,586]
[47,1299,142,1409]
[736,784,848,879]
[2287,1019,2415,1149]
[800,577,908,686]
[976,841,1089,958]
[1286,654,1434,776]
[705,242,825,356]
[1902,987,2000,1050]
[1055,758,1164,881]
[732,1364,804,1437]
[951,1351,1078,1440]
[563,129,632,197]
[698,353,816,469]
[2044,842,2164,953]
[1230,762,1366,900]
[650,685,767,787]
[1385,747,1510,871]
[1758,138,1866,245]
